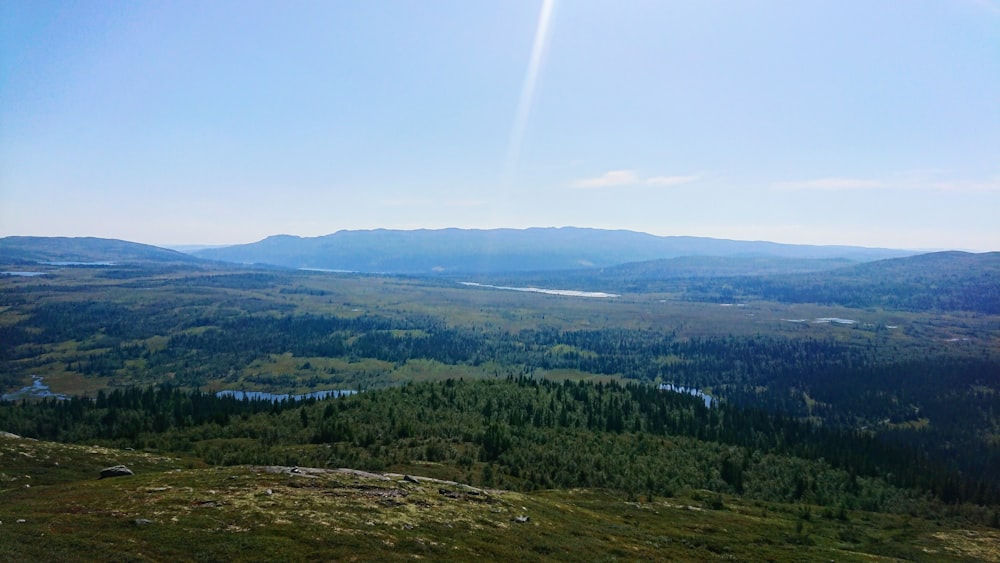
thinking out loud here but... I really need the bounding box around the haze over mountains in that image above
[189,227,913,274]
[0,236,200,265]
[6,229,996,314]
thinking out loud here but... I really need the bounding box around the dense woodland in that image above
[2,256,1000,533]
[3,377,997,517]
[479,251,1000,314]
[4,290,997,491]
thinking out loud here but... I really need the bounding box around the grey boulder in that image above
[100,465,134,479]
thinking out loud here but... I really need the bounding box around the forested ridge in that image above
[682,252,1000,313]
[6,300,996,488]
[483,251,1000,314]
[3,377,996,516]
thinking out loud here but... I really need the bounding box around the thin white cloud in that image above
[573,169,639,189]
[672,222,996,251]
[381,197,428,206]
[444,198,488,208]
[646,175,699,186]
[573,170,699,189]
[383,197,490,208]
[772,178,886,191]
[926,179,1000,193]
[773,176,1000,193]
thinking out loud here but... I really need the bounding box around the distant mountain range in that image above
[189,228,913,273]
[2,232,996,313]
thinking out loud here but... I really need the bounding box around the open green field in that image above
[3,263,995,395]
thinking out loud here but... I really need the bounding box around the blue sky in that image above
[2,1,998,250]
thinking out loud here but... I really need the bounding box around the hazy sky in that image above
[2,1,998,250]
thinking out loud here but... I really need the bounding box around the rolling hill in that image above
[483,250,1000,314]
[0,237,203,265]
[688,250,1000,313]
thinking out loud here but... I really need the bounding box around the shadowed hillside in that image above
[683,251,1000,313]
[0,237,203,265]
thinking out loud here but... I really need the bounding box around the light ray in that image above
[501,0,557,187]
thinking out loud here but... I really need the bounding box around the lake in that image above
[1,376,70,401]
[42,261,116,266]
[460,281,619,298]
[215,389,358,402]
[659,383,714,408]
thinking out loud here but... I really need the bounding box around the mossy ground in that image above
[2,436,997,562]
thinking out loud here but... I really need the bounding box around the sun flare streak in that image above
[502,0,557,187]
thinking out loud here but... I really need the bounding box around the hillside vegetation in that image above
[683,251,1000,314]
[3,402,999,562]
[2,240,998,560]
[0,237,200,265]
[484,251,1000,314]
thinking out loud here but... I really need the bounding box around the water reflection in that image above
[659,383,714,408]
[1,376,70,401]
[215,389,357,402]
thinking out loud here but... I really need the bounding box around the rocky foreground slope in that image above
[2,434,998,562]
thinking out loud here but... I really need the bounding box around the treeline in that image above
[679,252,1000,314]
[474,252,1000,314]
[682,275,1000,314]
[138,316,871,387]
[2,378,996,514]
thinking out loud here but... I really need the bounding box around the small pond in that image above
[2,376,70,401]
[215,389,358,402]
[659,383,714,408]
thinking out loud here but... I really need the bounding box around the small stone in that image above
[514,516,530,523]
[403,475,420,484]
[134,518,152,526]
[16,519,26,524]
[264,489,273,496]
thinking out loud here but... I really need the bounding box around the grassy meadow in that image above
[2,435,999,562]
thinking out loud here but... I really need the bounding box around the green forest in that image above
[3,377,996,511]
[2,257,999,560]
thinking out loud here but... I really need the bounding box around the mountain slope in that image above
[471,255,858,289]
[191,227,912,273]
[473,250,1000,314]
[686,250,1000,313]
[0,237,202,265]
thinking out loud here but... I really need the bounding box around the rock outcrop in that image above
[99,465,134,479]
